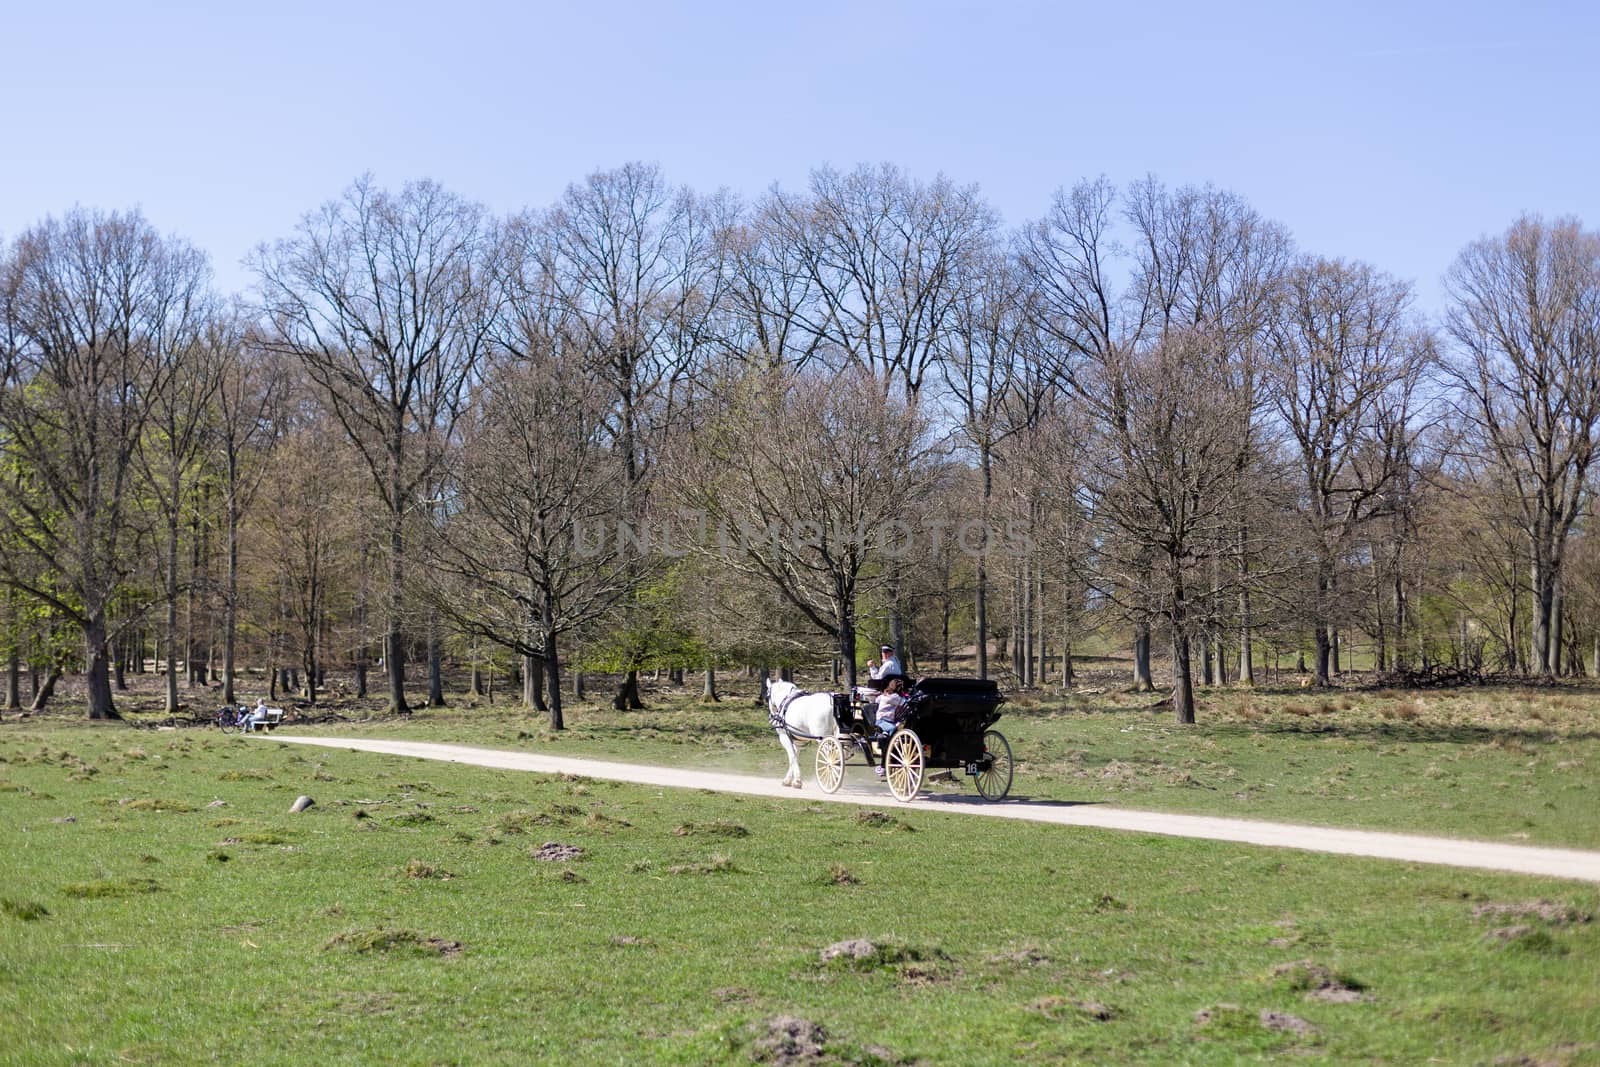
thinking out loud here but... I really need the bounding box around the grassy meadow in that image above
[1,670,1598,1064]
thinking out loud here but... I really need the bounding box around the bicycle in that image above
[214,705,248,733]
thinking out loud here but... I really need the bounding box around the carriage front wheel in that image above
[884,728,924,802]
[975,729,1013,801]
[815,736,846,793]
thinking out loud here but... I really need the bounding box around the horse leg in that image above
[776,730,801,787]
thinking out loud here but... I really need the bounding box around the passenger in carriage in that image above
[872,677,909,777]
[873,677,908,736]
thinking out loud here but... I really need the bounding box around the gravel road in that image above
[267,735,1600,884]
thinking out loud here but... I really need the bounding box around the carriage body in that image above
[818,676,1012,801]
[900,677,1005,770]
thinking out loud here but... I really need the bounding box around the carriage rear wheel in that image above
[884,728,924,802]
[815,736,845,793]
[975,729,1013,801]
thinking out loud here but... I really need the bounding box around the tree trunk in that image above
[1171,628,1195,725]
[573,670,586,701]
[1550,583,1564,677]
[165,506,180,715]
[838,592,859,690]
[5,642,20,711]
[543,599,564,730]
[1200,637,1214,686]
[1020,562,1032,687]
[427,611,444,707]
[30,667,63,713]
[701,663,719,703]
[611,669,643,711]
[523,654,546,711]
[940,592,951,672]
[386,454,409,714]
[1315,626,1332,687]
[353,541,369,701]
[1237,522,1255,685]
[1132,623,1153,691]
[84,611,118,720]
[1532,553,1555,680]
[975,443,992,680]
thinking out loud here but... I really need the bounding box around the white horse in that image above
[765,679,839,788]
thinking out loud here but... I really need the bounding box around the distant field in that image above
[2,681,1598,1064]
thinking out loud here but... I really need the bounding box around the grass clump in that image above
[61,877,160,899]
[116,797,196,813]
[324,927,464,957]
[2,899,49,921]
[671,820,749,838]
[666,854,734,875]
[818,937,949,972]
[397,859,454,880]
[388,810,435,827]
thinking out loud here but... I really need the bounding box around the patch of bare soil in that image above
[1471,901,1592,925]
[1028,996,1117,1021]
[1271,959,1370,1002]
[1259,1010,1317,1036]
[750,1016,827,1065]
[531,842,584,862]
[1493,1043,1600,1067]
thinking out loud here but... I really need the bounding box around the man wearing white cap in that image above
[868,644,903,683]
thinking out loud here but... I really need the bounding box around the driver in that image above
[867,644,903,686]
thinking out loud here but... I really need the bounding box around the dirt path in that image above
[268,735,1600,884]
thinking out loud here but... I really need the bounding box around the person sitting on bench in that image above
[242,698,279,732]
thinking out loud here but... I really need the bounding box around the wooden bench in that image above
[245,707,285,731]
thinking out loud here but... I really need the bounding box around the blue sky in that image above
[2,0,1595,316]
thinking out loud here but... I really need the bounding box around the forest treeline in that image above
[2,163,1598,725]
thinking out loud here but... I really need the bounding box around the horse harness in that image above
[770,686,832,741]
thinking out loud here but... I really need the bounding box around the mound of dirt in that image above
[751,1015,826,1065]
[532,842,584,862]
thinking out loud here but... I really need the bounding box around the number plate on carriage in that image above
[965,762,982,776]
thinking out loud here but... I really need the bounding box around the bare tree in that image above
[252,176,496,713]
[0,209,210,718]
[428,355,629,729]
[534,162,724,710]
[211,315,288,705]
[942,249,1049,678]
[1444,216,1600,679]
[138,286,223,712]
[1265,257,1430,685]
[1081,331,1256,722]
[673,365,938,687]
[764,164,996,401]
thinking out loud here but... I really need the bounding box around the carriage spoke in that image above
[885,729,924,802]
[815,737,845,793]
[975,729,1013,801]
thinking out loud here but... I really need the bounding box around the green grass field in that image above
[2,678,1599,1065]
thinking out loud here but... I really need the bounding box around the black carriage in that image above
[815,677,1013,802]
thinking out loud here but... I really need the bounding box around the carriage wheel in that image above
[815,736,846,793]
[884,729,924,802]
[975,729,1013,801]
